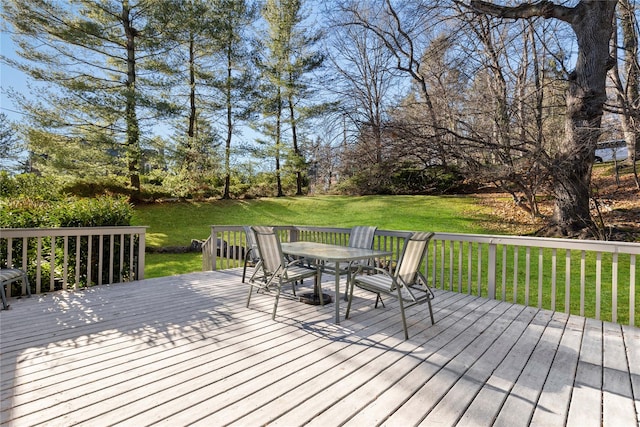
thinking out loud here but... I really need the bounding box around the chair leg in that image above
[1,283,9,310]
[345,277,355,319]
[23,274,31,297]
[344,270,350,302]
[242,258,248,283]
[427,296,435,325]
[396,288,409,340]
[272,280,282,320]
[246,283,254,307]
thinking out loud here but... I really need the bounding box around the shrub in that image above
[0,172,65,201]
[0,196,133,228]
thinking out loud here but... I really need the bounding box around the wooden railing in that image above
[429,233,638,327]
[205,225,639,327]
[1,226,146,296]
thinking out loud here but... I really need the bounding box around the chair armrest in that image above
[353,264,392,278]
[285,258,315,269]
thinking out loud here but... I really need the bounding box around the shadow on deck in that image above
[1,269,638,426]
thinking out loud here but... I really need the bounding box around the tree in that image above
[213,0,258,199]
[256,0,324,197]
[608,0,639,188]
[470,0,618,236]
[328,9,397,173]
[256,0,294,197]
[1,0,176,198]
[0,113,27,172]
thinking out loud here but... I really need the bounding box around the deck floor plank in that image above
[602,321,637,426]
[565,317,603,427]
[456,309,553,426]
[0,269,638,427]
[622,324,640,422]
[419,303,535,426]
[530,314,584,426]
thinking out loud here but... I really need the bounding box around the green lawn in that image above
[132,195,496,277]
[132,195,494,248]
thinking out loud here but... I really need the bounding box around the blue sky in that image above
[1,34,27,123]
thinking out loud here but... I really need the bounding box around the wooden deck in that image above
[1,269,638,426]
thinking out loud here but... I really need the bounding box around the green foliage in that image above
[0,171,65,200]
[0,195,133,228]
[334,163,467,196]
[1,172,133,227]
[62,176,131,198]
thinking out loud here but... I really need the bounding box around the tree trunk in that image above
[222,44,233,200]
[122,1,141,198]
[287,82,303,196]
[617,0,639,188]
[275,86,284,197]
[470,0,618,235]
[551,1,616,234]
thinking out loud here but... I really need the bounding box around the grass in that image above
[132,195,493,279]
[132,195,492,249]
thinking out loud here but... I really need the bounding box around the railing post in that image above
[137,231,146,280]
[487,243,497,299]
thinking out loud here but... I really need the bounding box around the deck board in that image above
[1,269,638,426]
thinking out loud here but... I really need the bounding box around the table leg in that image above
[335,264,340,324]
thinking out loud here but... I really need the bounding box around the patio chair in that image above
[248,226,320,320]
[242,226,262,283]
[345,231,435,340]
[323,225,377,300]
[1,268,31,310]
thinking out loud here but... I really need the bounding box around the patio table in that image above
[281,241,393,324]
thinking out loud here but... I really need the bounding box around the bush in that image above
[0,196,133,228]
[0,171,65,201]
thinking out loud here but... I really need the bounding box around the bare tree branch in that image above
[469,0,575,24]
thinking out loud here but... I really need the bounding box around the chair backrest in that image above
[243,226,260,262]
[251,226,285,276]
[395,232,434,286]
[348,226,377,249]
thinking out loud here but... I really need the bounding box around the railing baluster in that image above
[63,235,69,290]
[87,235,93,285]
[458,241,463,293]
[612,252,618,323]
[75,235,81,290]
[50,236,55,292]
[6,237,13,297]
[580,251,586,317]
[501,245,507,301]
[630,255,636,326]
[477,243,483,296]
[36,237,42,294]
[538,248,543,308]
[22,237,28,294]
[487,243,496,299]
[525,247,530,306]
[467,242,472,295]
[513,246,519,304]
[98,235,104,286]
[440,240,446,290]
[119,234,124,283]
[109,234,114,284]
[596,252,602,320]
[565,249,571,314]
[449,241,454,292]
[551,248,557,312]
